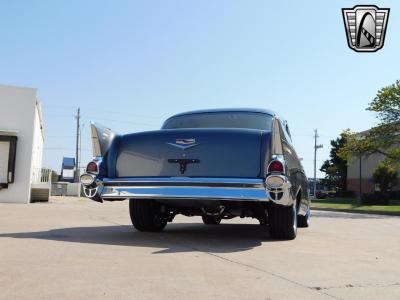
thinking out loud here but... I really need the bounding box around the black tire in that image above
[268,204,297,240]
[129,199,167,232]
[202,215,221,225]
[297,209,310,228]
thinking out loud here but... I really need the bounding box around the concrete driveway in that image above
[1,197,399,300]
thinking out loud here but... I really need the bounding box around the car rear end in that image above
[83,128,272,203]
[80,110,304,239]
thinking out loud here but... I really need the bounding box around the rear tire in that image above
[129,199,167,232]
[268,204,297,240]
[202,215,221,225]
[297,209,310,228]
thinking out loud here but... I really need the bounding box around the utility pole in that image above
[359,150,362,203]
[79,123,85,180]
[75,108,80,183]
[313,129,323,198]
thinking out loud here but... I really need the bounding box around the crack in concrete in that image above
[164,236,341,299]
[98,217,127,227]
[201,251,341,299]
[99,218,340,298]
[312,282,400,291]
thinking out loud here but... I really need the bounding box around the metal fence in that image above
[32,168,52,184]
[32,168,82,197]
[51,182,82,197]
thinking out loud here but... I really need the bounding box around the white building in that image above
[0,84,47,203]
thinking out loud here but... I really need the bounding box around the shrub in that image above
[361,192,390,205]
[388,191,400,200]
[372,164,398,193]
[341,190,355,198]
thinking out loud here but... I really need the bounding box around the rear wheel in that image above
[129,199,167,232]
[297,209,310,228]
[201,215,221,225]
[268,204,297,240]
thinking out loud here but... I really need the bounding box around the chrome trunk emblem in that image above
[167,138,199,150]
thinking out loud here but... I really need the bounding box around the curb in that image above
[311,206,400,216]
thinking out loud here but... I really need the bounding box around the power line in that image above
[46,135,76,138]
[87,108,162,120]
[301,159,326,162]
[81,116,158,127]
[44,147,90,151]
[44,104,162,120]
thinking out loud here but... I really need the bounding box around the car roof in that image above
[167,108,279,120]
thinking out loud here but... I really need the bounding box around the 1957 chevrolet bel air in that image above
[80,108,310,240]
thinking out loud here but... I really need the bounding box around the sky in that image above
[0,0,399,178]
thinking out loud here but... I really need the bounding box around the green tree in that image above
[372,163,398,194]
[368,80,400,123]
[51,170,59,183]
[339,81,400,168]
[320,132,348,193]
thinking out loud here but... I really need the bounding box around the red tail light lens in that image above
[268,160,284,173]
[86,162,98,173]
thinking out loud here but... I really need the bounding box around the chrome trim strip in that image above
[102,177,264,188]
[102,177,264,185]
[100,186,269,201]
[271,117,283,155]
[99,177,269,201]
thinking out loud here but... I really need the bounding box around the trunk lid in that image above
[110,129,265,178]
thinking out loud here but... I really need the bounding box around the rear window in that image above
[162,112,272,130]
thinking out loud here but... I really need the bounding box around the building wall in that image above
[347,178,375,195]
[31,101,44,182]
[0,85,38,203]
[347,150,400,195]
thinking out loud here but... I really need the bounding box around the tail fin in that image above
[90,122,117,157]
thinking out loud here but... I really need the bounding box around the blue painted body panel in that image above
[103,128,271,179]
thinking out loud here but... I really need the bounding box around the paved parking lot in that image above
[1,197,400,300]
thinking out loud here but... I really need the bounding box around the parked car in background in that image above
[80,109,310,240]
[315,189,336,199]
[315,190,327,199]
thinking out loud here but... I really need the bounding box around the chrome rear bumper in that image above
[82,176,294,206]
[98,177,269,202]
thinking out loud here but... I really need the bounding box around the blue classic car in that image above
[80,109,310,239]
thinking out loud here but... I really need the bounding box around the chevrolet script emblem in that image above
[167,138,199,150]
[342,5,390,52]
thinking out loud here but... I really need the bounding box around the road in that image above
[1,197,399,300]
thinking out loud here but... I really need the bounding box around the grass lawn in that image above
[311,198,400,213]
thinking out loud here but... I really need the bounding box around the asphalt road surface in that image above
[1,197,399,300]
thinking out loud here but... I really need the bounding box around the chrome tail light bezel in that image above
[86,161,99,174]
[267,154,286,175]
[265,174,292,204]
[266,175,285,189]
[80,173,96,186]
